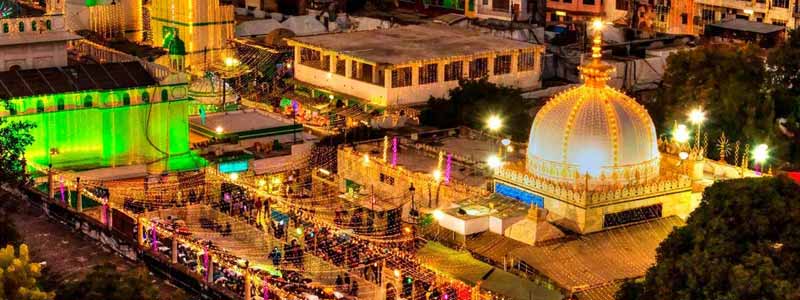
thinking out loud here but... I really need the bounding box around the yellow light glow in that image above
[555,11,566,16]
[257,179,266,187]
[487,155,503,169]
[744,9,754,15]
[215,126,224,134]
[319,168,331,176]
[363,154,370,164]
[393,269,401,278]
[592,18,604,31]
[673,124,691,144]
[432,209,444,220]
[328,94,334,100]
[432,169,442,182]
[679,151,689,160]
[271,177,282,185]
[403,226,412,233]
[229,173,239,181]
[753,144,769,163]
[688,108,706,125]
[296,227,303,235]
[223,57,240,68]
[486,115,502,131]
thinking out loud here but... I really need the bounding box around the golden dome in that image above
[525,26,659,185]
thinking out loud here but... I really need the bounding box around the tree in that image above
[0,244,53,300]
[55,264,160,300]
[766,29,800,166]
[419,78,532,141]
[0,118,35,185]
[616,176,800,300]
[0,214,21,247]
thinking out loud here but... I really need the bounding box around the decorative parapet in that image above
[496,163,692,208]
[68,40,179,82]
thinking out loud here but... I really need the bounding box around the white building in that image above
[0,14,81,71]
[286,24,544,108]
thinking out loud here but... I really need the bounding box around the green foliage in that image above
[651,40,800,168]
[0,244,53,300]
[55,264,159,300]
[616,176,800,300]
[0,118,36,185]
[419,78,531,141]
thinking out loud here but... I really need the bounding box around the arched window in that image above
[56,97,65,110]
[31,21,37,31]
[2,24,8,33]
[83,95,93,108]
[141,91,150,103]
[161,90,169,101]
[18,22,24,32]
[36,99,44,113]
[8,103,17,115]
[122,93,131,105]
[45,20,51,30]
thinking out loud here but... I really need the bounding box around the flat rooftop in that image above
[190,109,293,133]
[288,24,539,65]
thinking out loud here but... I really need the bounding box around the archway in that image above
[385,283,397,300]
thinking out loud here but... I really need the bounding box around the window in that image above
[122,93,131,105]
[56,98,65,110]
[31,21,37,31]
[494,55,512,75]
[518,52,536,71]
[773,0,788,7]
[616,0,628,11]
[493,0,509,10]
[142,91,150,103]
[2,23,7,33]
[603,203,663,228]
[335,58,346,76]
[36,100,44,113]
[563,0,571,3]
[300,48,322,69]
[702,9,714,22]
[681,13,688,24]
[45,20,51,30]
[773,20,787,26]
[83,96,93,108]
[161,90,169,101]
[583,0,594,4]
[391,67,412,88]
[444,61,463,81]
[483,0,488,5]
[469,58,488,78]
[356,63,374,83]
[379,173,395,186]
[419,63,438,85]
[18,22,24,32]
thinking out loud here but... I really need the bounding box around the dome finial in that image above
[578,18,614,88]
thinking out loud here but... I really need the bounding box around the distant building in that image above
[287,24,544,108]
[694,0,799,32]
[0,14,81,71]
[149,0,235,68]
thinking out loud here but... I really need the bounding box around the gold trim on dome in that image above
[561,93,589,163]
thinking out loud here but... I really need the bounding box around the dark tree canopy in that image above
[0,118,35,185]
[419,78,531,141]
[55,264,161,300]
[616,176,800,300]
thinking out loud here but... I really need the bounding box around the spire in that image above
[578,18,614,88]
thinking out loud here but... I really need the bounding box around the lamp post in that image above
[486,115,503,153]
[688,107,706,151]
[752,144,768,175]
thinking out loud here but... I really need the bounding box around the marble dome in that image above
[526,56,660,184]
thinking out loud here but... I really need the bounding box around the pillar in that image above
[329,53,336,73]
[437,61,445,83]
[411,65,419,86]
[345,58,353,78]
[206,259,214,283]
[384,68,393,89]
[244,262,252,300]
[487,54,496,76]
[294,46,301,65]
[511,52,519,74]
[76,177,83,212]
[462,60,470,78]
[372,64,379,84]
[171,237,178,264]
[47,166,54,202]
[137,218,144,247]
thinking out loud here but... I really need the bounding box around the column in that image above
[206,259,214,283]
[137,218,144,247]
[76,177,83,212]
[384,67,393,89]
[329,53,336,73]
[47,166,54,202]
[294,46,301,65]
[345,58,353,78]
[487,54,496,77]
[244,262,252,300]
[511,52,519,74]
[462,59,470,78]
[437,61,445,83]
[372,64,379,84]
[411,65,419,86]
[171,237,178,264]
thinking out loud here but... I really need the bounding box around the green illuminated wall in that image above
[1,85,193,170]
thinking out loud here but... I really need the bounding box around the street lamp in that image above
[752,144,769,174]
[673,124,691,144]
[487,154,503,170]
[432,169,442,182]
[215,126,224,134]
[688,107,705,150]
[486,115,502,132]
